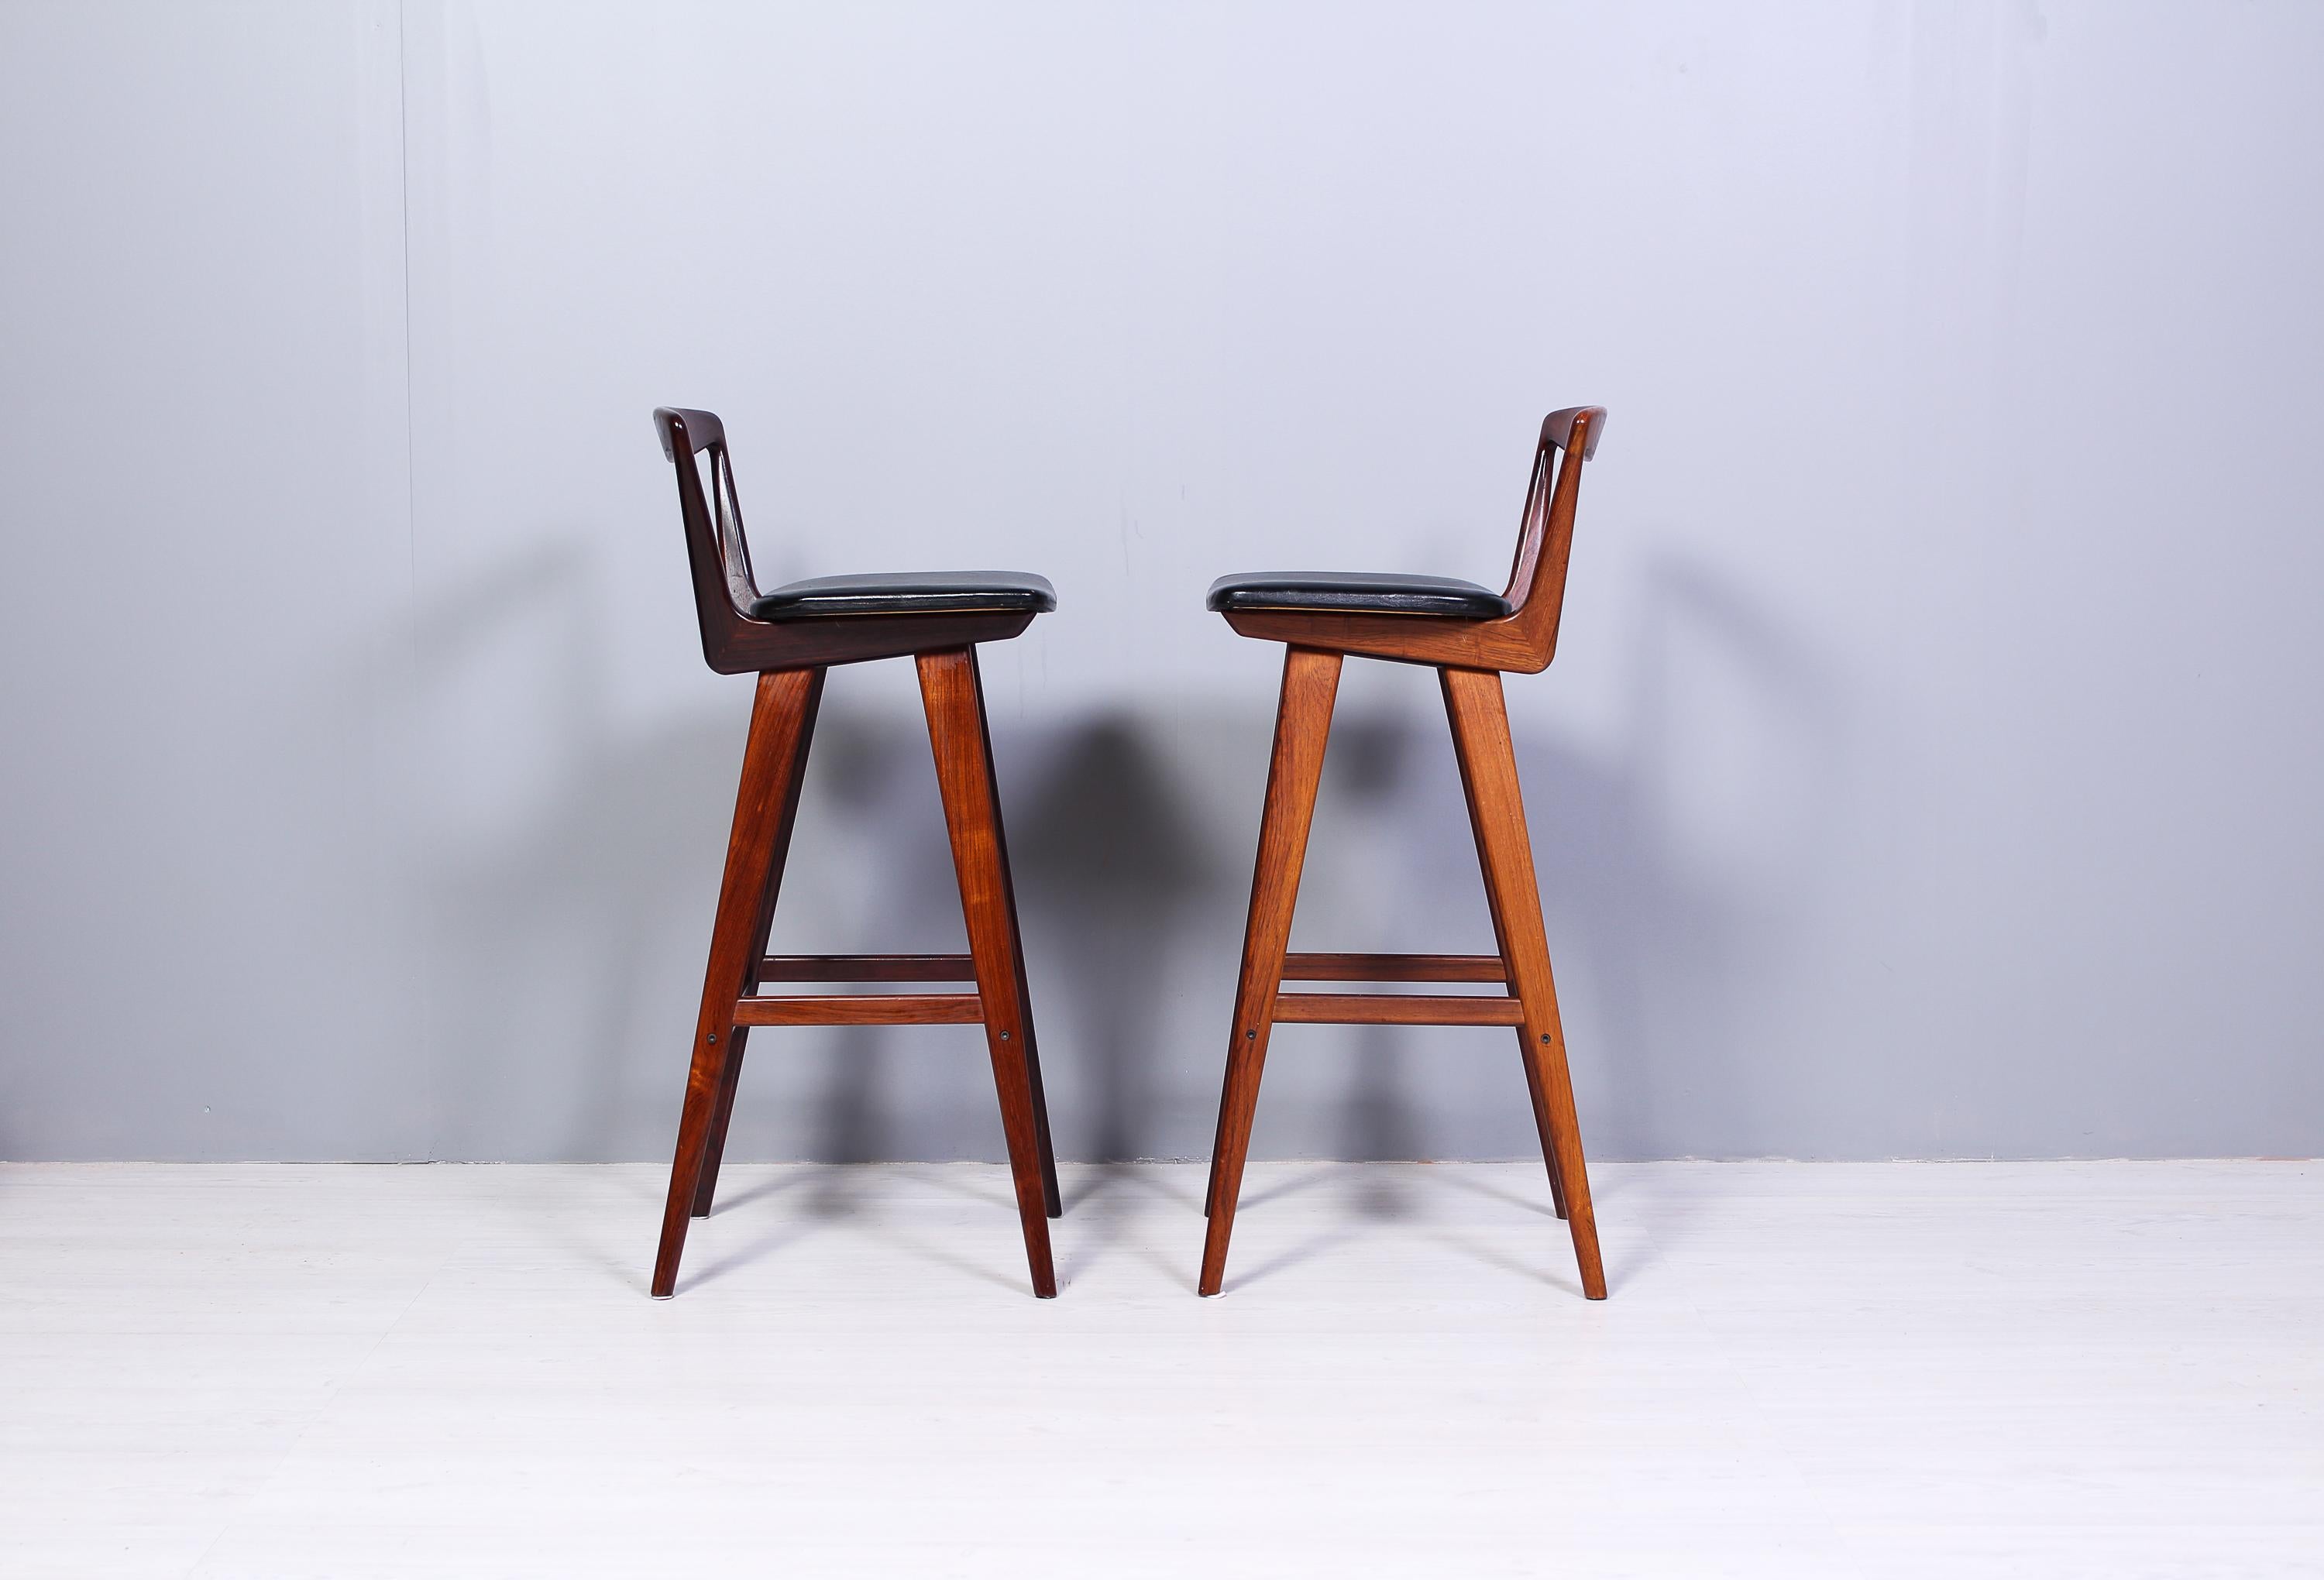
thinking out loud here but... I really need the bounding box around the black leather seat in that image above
[1205,571,1511,620]
[749,571,1057,621]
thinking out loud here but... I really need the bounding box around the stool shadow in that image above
[394,542,758,1168]
[1216,1163,1592,1297]
[1051,1161,1197,1285]
[1009,713,1219,1164]
[1520,553,1851,1162]
[685,1162,1025,1294]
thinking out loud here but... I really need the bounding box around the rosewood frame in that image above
[648,409,1061,1300]
[1199,407,1610,1300]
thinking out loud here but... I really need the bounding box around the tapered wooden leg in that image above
[1441,666,1605,1298]
[1202,1027,1246,1218]
[1517,1037,1573,1221]
[1199,646,1343,1296]
[918,646,1058,1297]
[689,1043,748,1218]
[1443,674,1570,1221]
[968,647,1062,1218]
[690,669,823,1219]
[652,667,827,1298]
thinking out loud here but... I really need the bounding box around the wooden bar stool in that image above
[648,407,1062,1299]
[1198,406,1611,1300]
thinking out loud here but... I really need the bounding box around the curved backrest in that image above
[1497,405,1607,668]
[654,406,764,666]
[652,405,1043,675]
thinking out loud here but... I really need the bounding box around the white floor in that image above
[2,1161,2318,1578]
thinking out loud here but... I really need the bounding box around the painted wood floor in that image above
[3,1160,2318,1577]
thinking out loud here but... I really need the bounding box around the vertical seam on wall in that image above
[397,0,416,586]
[394,0,437,1161]
[396,0,418,627]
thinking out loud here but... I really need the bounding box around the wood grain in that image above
[964,634,1061,1218]
[918,646,1060,1297]
[689,662,825,1220]
[1442,665,1604,1297]
[1442,673,1571,1223]
[652,666,825,1296]
[732,994,983,1025]
[1271,993,1525,1026]
[1198,645,1343,1292]
[758,954,977,982]
[1281,953,1508,983]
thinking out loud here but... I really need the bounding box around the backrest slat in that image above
[1496,405,1605,669]
[654,406,764,669]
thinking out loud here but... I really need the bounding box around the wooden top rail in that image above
[1281,953,1507,984]
[759,953,977,982]
[1271,993,1525,1027]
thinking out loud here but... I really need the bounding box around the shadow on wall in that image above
[1299,709,1447,1170]
[1526,555,1851,1159]
[393,540,1847,1163]
[401,534,1024,1165]
[1009,716,1220,1163]
[771,709,986,1168]
[397,541,739,1163]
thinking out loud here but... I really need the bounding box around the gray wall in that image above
[5,1,2321,1163]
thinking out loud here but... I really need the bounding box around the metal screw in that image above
[999,1031,1011,1041]
[706,1033,717,1044]
[1539,1033,1549,1043]
[1246,1029,1257,1039]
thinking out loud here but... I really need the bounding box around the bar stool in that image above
[648,407,1062,1299]
[1198,407,1611,1299]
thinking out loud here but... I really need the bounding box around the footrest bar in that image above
[733,994,985,1026]
[1282,953,1506,983]
[758,953,977,982]
[1272,992,1525,1026]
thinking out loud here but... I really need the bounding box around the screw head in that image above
[1245,1029,1256,1039]
[999,1030,1011,1041]
[706,1032,718,1044]
[1538,1033,1549,1043]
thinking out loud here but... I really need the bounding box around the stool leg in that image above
[1199,645,1342,1296]
[1443,677,1570,1222]
[652,667,827,1298]
[689,1046,748,1218]
[1518,1039,1574,1222]
[918,645,1059,1297]
[968,647,1062,1218]
[692,672,823,1219]
[1441,666,1606,1299]
[1201,646,1342,1223]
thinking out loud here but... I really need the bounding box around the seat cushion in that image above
[1205,571,1511,619]
[749,571,1057,621]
